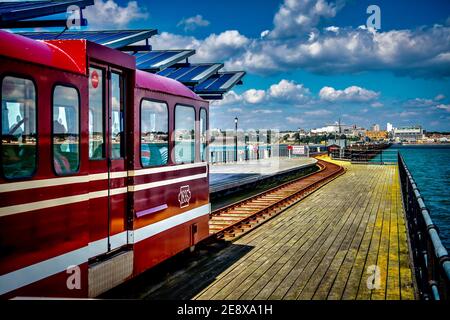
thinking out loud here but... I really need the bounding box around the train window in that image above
[140,99,168,167]
[200,108,207,162]
[174,105,195,164]
[111,72,124,159]
[52,85,80,175]
[88,67,104,159]
[1,76,37,179]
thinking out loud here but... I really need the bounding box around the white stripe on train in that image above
[0,203,210,296]
[0,162,207,193]
[0,172,207,217]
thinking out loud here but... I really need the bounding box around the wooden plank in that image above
[261,170,363,299]
[196,185,344,300]
[283,176,367,300]
[354,165,390,300]
[340,165,387,299]
[248,190,345,300]
[238,179,356,300]
[325,166,384,299]
[312,166,382,299]
[386,166,401,300]
[371,166,393,300]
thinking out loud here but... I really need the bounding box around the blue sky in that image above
[83,0,450,131]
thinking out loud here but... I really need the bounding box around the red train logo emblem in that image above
[178,185,191,208]
[91,70,99,88]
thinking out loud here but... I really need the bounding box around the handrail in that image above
[398,152,450,300]
[330,148,397,164]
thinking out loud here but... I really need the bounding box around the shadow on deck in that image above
[101,241,255,300]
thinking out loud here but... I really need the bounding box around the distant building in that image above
[394,125,424,142]
[326,138,347,148]
[298,128,308,137]
[371,124,380,132]
[351,126,367,137]
[311,124,353,135]
[386,123,393,132]
[366,130,388,141]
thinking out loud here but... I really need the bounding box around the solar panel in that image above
[17,29,157,49]
[0,1,94,26]
[194,71,246,94]
[15,26,245,100]
[156,63,223,85]
[131,50,195,72]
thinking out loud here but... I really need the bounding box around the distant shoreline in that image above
[392,143,450,147]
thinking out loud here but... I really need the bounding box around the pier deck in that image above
[210,157,317,194]
[107,158,416,300]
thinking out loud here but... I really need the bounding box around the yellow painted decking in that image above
[193,159,416,300]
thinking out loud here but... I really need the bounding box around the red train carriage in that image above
[0,30,210,298]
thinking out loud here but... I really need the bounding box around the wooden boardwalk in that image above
[107,158,416,300]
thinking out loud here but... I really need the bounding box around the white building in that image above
[394,125,424,142]
[371,124,380,132]
[386,123,393,132]
[311,124,353,134]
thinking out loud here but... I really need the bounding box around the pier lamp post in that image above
[234,117,238,162]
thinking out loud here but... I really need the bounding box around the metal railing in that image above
[208,144,324,164]
[330,148,398,164]
[398,152,450,300]
[208,146,273,164]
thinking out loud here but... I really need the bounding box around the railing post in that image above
[222,130,226,164]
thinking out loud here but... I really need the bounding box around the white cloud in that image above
[151,30,249,62]
[325,26,340,33]
[149,25,450,78]
[371,102,384,108]
[177,15,210,32]
[269,0,343,39]
[399,111,419,117]
[435,94,446,101]
[148,32,199,49]
[319,85,379,102]
[252,109,282,114]
[268,79,310,102]
[436,104,450,112]
[213,79,312,108]
[260,30,270,39]
[286,116,305,124]
[84,0,148,29]
[404,98,435,107]
[143,0,450,79]
[304,109,332,116]
[227,25,450,78]
[243,89,266,104]
[211,90,243,107]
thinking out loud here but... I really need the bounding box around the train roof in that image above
[0,30,205,102]
[0,30,86,75]
[136,70,203,101]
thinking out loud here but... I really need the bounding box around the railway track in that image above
[209,158,345,241]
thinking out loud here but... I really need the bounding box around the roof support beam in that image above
[0,18,87,29]
[119,44,152,52]
[0,0,94,26]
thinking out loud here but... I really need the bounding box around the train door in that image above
[88,64,127,258]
